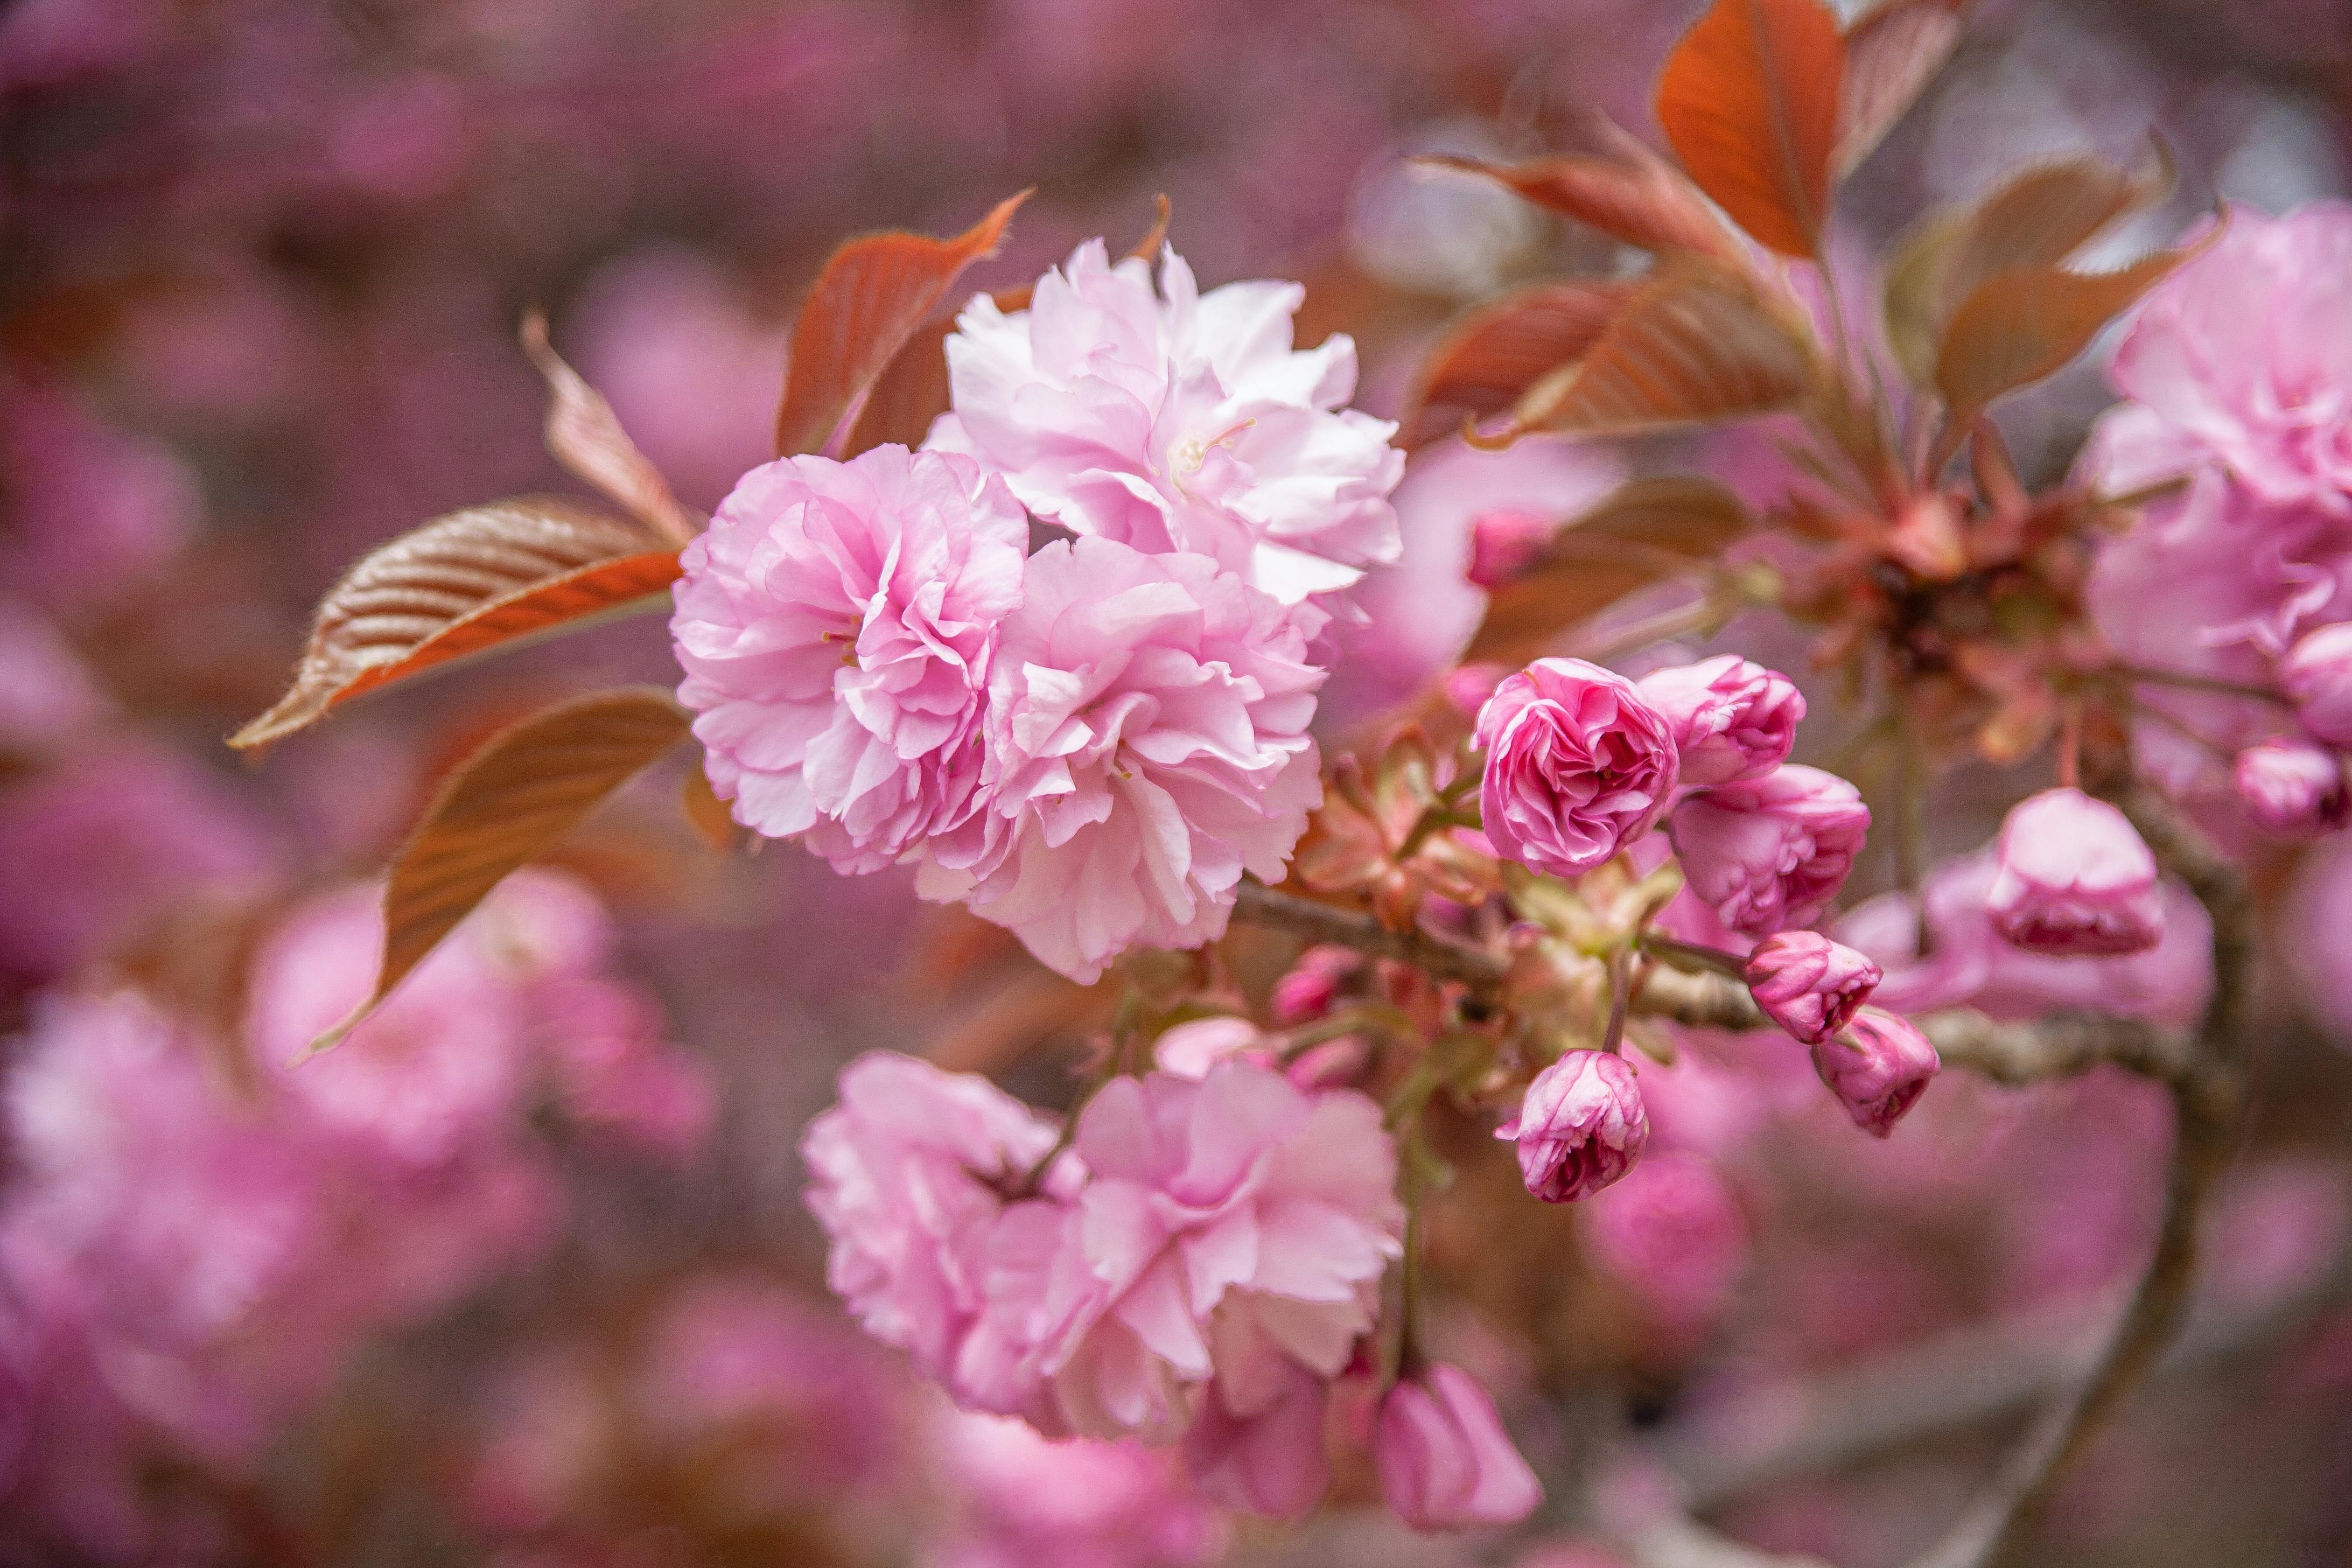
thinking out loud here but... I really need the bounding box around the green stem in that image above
[1640,933,1751,979]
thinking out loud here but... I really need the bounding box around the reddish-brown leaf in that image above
[1885,151,2168,387]
[680,758,742,853]
[310,688,692,1053]
[1417,130,1741,262]
[232,500,678,751]
[1933,226,2218,421]
[1509,264,1817,436]
[1835,0,1965,175]
[1655,0,1847,258]
[1399,281,1634,449]
[774,192,1030,458]
[842,197,1167,458]
[1467,478,1751,663]
[521,312,695,544]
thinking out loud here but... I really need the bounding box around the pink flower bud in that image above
[1441,662,1508,717]
[1271,945,1358,1025]
[1496,1049,1648,1203]
[2280,623,2352,748]
[1667,765,1870,938]
[1637,655,1806,786]
[1466,508,1552,588]
[1986,788,2164,956]
[1474,659,1680,878]
[2235,738,2350,837]
[1743,930,1881,1045]
[1374,1363,1543,1531]
[1811,1007,1940,1137]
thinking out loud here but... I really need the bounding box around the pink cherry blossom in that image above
[671,443,1027,873]
[935,239,1402,603]
[1744,930,1881,1045]
[1466,507,1552,588]
[1812,1009,1940,1138]
[929,1404,1226,1568]
[1581,1152,1749,1332]
[1475,658,1681,878]
[1635,654,1805,787]
[1986,788,2164,957]
[2280,622,2352,747]
[1374,1362,1543,1531]
[1497,1049,1649,1204]
[799,1053,1077,1409]
[2234,737,2350,836]
[1668,766,1870,938]
[1179,1354,1332,1521]
[925,537,1324,983]
[1010,1061,1402,1444]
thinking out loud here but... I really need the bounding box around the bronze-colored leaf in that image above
[1655,0,1846,257]
[1885,151,2169,387]
[1509,263,1817,436]
[1467,479,1751,663]
[1933,222,2218,422]
[774,192,1031,458]
[680,757,743,853]
[1399,281,1634,449]
[842,198,1167,458]
[1835,0,1965,176]
[1417,129,1740,262]
[232,500,679,751]
[521,312,696,544]
[311,688,692,1053]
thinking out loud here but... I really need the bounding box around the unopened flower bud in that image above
[1986,788,2163,956]
[1466,508,1552,589]
[2280,623,2352,748]
[1270,945,1358,1025]
[2234,738,2351,837]
[1811,1007,1939,1137]
[1667,765,1870,937]
[1636,655,1805,786]
[1374,1363,1543,1531]
[1496,1049,1647,1203]
[1475,659,1680,878]
[1743,930,1880,1045]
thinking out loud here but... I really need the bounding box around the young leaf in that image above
[310,687,692,1053]
[1933,232,2214,422]
[231,500,681,750]
[1467,479,1750,662]
[842,197,1167,458]
[521,312,696,544]
[774,191,1031,458]
[1509,263,1817,437]
[1399,280,1634,449]
[1417,127,1741,262]
[1655,0,1846,258]
[1835,0,1966,176]
[1885,151,2168,387]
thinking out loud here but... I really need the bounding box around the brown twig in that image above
[1229,881,1509,990]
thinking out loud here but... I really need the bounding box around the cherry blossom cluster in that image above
[671,240,1404,982]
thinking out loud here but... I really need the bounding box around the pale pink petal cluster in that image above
[935,240,1403,603]
[1497,1049,1649,1204]
[1475,658,1681,878]
[672,443,1027,873]
[925,537,1324,983]
[1668,765,1870,938]
[1986,788,2164,957]
[1373,1362,1544,1531]
[1635,654,1805,787]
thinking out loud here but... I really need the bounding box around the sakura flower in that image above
[1497,1049,1648,1204]
[671,443,1027,873]
[926,537,1324,984]
[1986,788,2164,957]
[1668,766,1870,938]
[1374,1362,1542,1531]
[1475,659,1681,878]
[800,1053,1077,1405]
[1009,1061,1402,1444]
[935,239,1403,603]
[2234,737,2351,837]
[1812,1009,1940,1138]
[1635,655,1805,787]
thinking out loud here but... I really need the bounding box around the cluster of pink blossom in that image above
[2084,202,2352,835]
[0,872,712,1559]
[674,239,1401,982]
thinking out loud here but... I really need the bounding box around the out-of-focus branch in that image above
[1894,789,2252,1568]
[1229,880,1510,989]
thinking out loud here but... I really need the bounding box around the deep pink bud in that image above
[1811,1007,1940,1138]
[2234,738,2351,837]
[1667,765,1870,938]
[2280,623,2352,748]
[1986,788,2164,956]
[1496,1049,1648,1203]
[1636,655,1806,786]
[1270,945,1359,1025]
[1374,1363,1543,1531]
[1465,507,1552,588]
[1474,659,1680,878]
[1744,930,1881,1045]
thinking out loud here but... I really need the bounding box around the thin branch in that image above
[1229,880,1509,990]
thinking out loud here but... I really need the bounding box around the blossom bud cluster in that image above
[672,240,1403,982]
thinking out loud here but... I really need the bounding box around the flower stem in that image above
[2117,665,2288,706]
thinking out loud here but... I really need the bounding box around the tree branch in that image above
[1229,880,1510,989]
